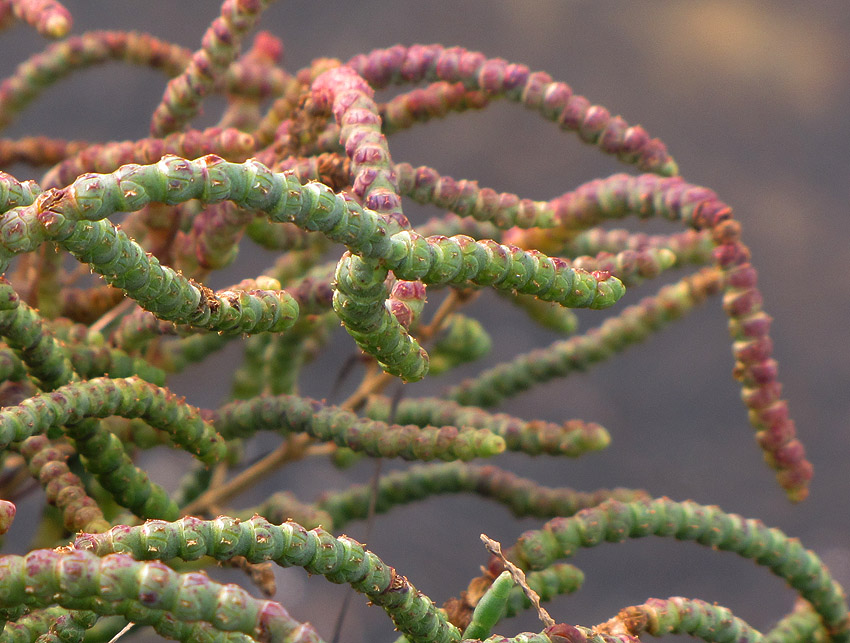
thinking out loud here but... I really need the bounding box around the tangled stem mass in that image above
[0,1,831,643]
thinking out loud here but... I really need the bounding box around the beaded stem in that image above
[6,0,71,38]
[447,268,722,406]
[19,434,109,533]
[0,155,622,379]
[509,498,849,642]
[597,596,763,642]
[348,45,677,175]
[0,31,188,132]
[765,601,829,643]
[0,376,225,464]
[503,565,584,619]
[364,397,610,457]
[213,394,505,461]
[0,547,320,642]
[74,515,461,643]
[41,127,256,189]
[316,463,647,530]
[0,499,13,535]
[312,65,408,230]
[0,277,76,390]
[506,172,809,501]
[0,606,92,643]
[150,0,275,136]
[380,81,490,136]
[471,624,639,643]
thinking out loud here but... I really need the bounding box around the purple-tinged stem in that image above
[42,127,256,189]
[6,0,70,38]
[348,45,677,175]
[380,80,490,136]
[311,65,409,230]
[150,0,275,136]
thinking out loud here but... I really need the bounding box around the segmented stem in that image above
[316,463,648,530]
[348,45,677,175]
[0,547,319,642]
[74,515,461,643]
[598,596,763,642]
[364,397,610,457]
[150,0,275,136]
[213,394,505,461]
[0,376,225,464]
[509,498,849,641]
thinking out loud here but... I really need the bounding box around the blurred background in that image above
[1,1,848,641]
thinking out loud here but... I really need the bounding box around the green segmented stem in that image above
[150,0,275,136]
[385,232,623,310]
[0,171,39,213]
[0,282,178,521]
[349,45,677,175]
[364,396,610,457]
[473,624,639,643]
[8,606,98,643]
[509,498,849,641]
[0,31,187,133]
[0,29,286,134]
[0,605,87,643]
[463,571,514,640]
[601,596,762,642]
[380,81,490,136]
[342,229,624,379]
[765,601,829,643]
[0,548,318,642]
[448,267,722,407]
[0,347,25,382]
[19,434,109,533]
[260,313,337,395]
[213,394,505,461]
[504,565,584,619]
[42,127,256,189]
[429,315,491,375]
[0,376,225,464]
[333,252,428,381]
[74,515,461,643]
[3,155,620,380]
[53,320,166,385]
[0,278,76,390]
[501,292,579,335]
[316,463,648,530]
[0,207,300,335]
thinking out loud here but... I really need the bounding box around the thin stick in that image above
[182,434,311,516]
[89,297,136,334]
[480,533,555,628]
[106,621,136,643]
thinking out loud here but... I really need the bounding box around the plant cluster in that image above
[0,1,840,642]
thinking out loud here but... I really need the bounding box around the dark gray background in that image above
[2,2,849,641]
